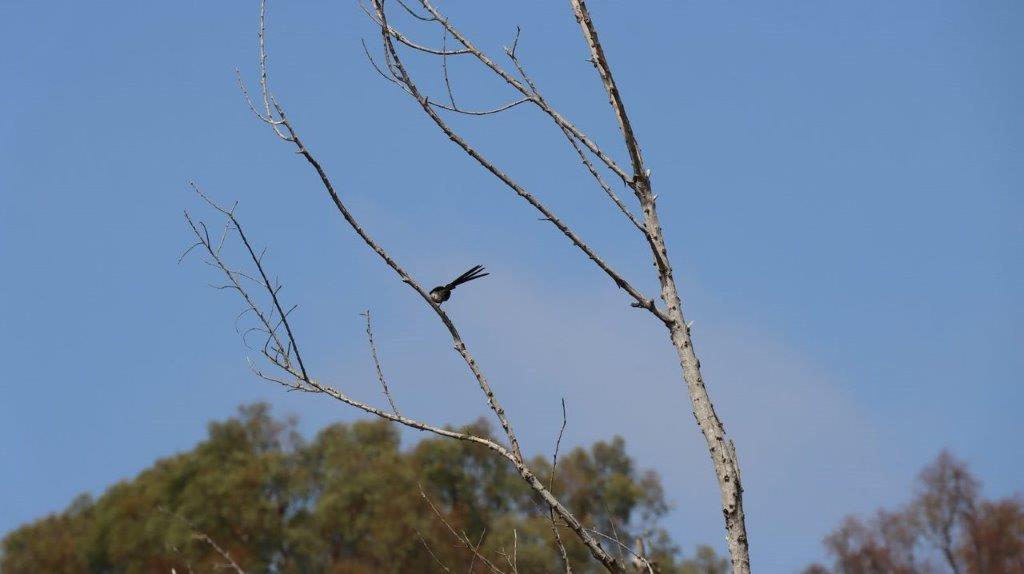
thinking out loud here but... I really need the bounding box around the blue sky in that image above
[1,1,1021,571]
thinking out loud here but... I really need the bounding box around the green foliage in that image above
[1,404,723,573]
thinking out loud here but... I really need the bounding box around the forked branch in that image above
[191,1,629,570]
[366,0,751,570]
[568,0,750,570]
[370,0,666,323]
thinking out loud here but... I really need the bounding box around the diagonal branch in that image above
[161,509,247,574]
[362,309,399,415]
[548,398,573,574]
[185,191,523,461]
[193,184,311,383]
[566,1,751,571]
[370,4,625,571]
[240,0,526,466]
[271,103,528,464]
[420,485,507,574]
[413,0,633,187]
[504,45,645,235]
[568,0,646,186]
[193,533,247,574]
[374,1,666,323]
[359,33,530,117]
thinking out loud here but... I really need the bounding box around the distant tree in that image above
[1,404,726,573]
[803,450,1024,574]
[678,545,729,574]
[959,499,1024,574]
[0,494,93,573]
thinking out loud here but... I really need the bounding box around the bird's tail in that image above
[446,265,489,289]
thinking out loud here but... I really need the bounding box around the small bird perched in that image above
[429,265,489,304]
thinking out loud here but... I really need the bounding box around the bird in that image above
[429,265,489,304]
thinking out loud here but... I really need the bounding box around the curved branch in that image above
[413,0,633,186]
[375,2,667,323]
[242,0,525,466]
[505,47,646,235]
[359,1,469,56]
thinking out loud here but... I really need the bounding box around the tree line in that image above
[4,405,1019,573]
[1,404,726,573]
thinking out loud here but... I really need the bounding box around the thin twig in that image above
[205,186,309,382]
[362,26,529,117]
[419,485,506,574]
[586,529,654,574]
[396,0,435,21]
[359,1,469,56]
[505,46,646,235]
[442,30,456,108]
[192,533,247,574]
[413,0,633,185]
[548,398,573,573]
[362,309,400,414]
[416,531,454,573]
[160,509,247,574]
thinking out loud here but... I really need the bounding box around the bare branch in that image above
[431,97,531,117]
[192,533,247,574]
[187,189,603,567]
[568,0,646,187]
[362,309,399,415]
[419,485,506,574]
[412,0,633,185]
[548,398,573,573]
[185,212,293,378]
[504,46,646,235]
[160,509,247,574]
[507,26,521,60]
[396,0,435,22]
[372,3,666,323]
[586,530,654,574]
[191,182,310,382]
[369,1,751,568]
[236,0,528,468]
[567,1,750,570]
[361,27,529,117]
[441,30,457,108]
[359,1,470,56]
[186,190,529,463]
[416,531,453,573]
[361,38,403,86]
[469,529,487,574]
[190,2,738,571]
[234,0,289,141]
[497,529,519,574]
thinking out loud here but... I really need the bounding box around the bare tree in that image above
[959,498,1024,574]
[186,0,750,571]
[913,450,978,574]
[806,451,1024,574]
[365,1,748,569]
